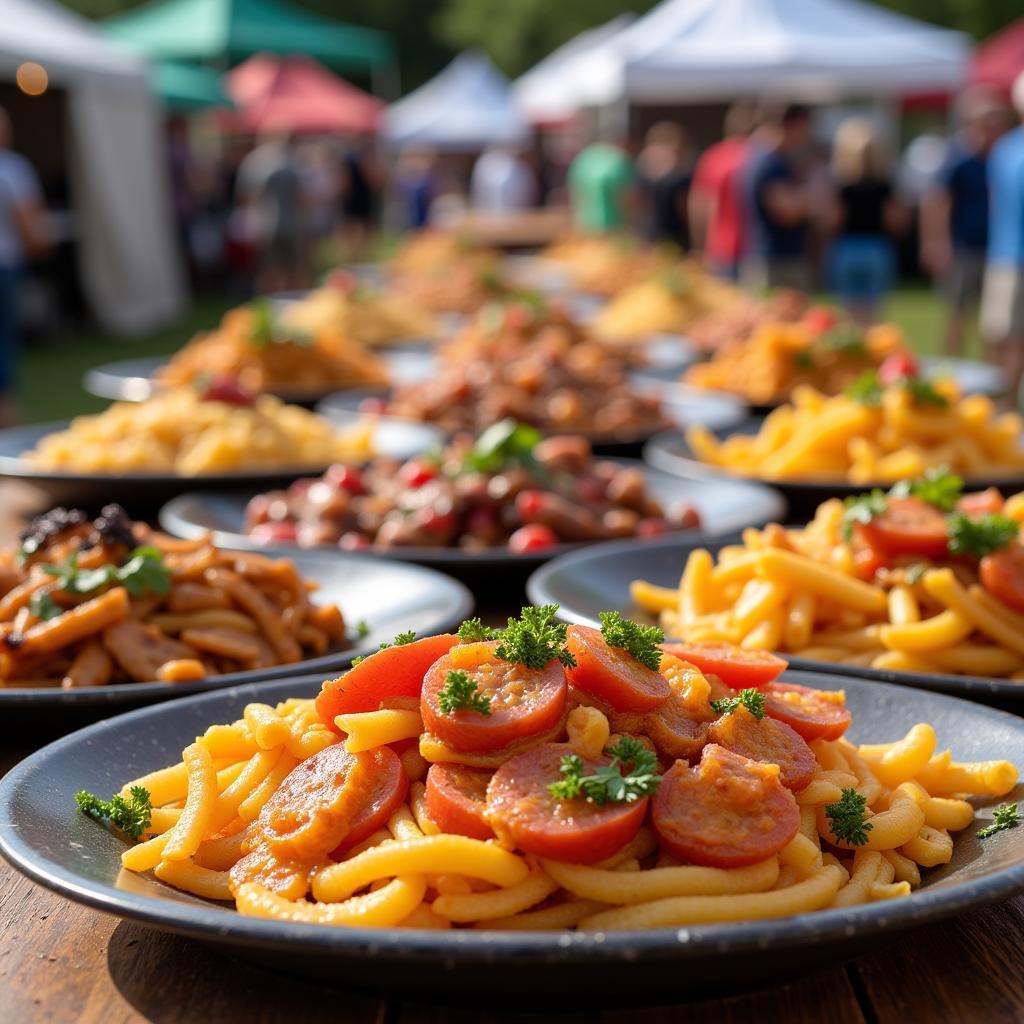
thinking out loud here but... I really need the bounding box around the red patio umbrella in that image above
[970,17,1024,98]
[225,53,382,134]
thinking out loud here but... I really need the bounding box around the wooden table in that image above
[1,483,1023,1023]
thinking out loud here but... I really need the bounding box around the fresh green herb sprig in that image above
[902,376,950,408]
[437,669,491,716]
[495,605,575,670]
[841,489,889,541]
[42,547,172,600]
[462,419,543,475]
[548,736,661,805]
[825,788,873,846]
[947,512,1019,558]
[845,370,883,406]
[792,350,816,370]
[890,467,963,512]
[845,370,948,409]
[457,618,500,642]
[75,786,152,839]
[355,620,370,638]
[248,298,312,348]
[709,688,767,719]
[598,611,663,671]
[29,590,61,621]
[977,802,1019,839]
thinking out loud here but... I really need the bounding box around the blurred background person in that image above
[339,143,378,261]
[567,134,636,234]
[741,103,815,290]
[470,145,537,212]
[636,121,693,249]
[393,146,439,230]
[689,102,754,279]
[236,133,309,293]
[826,118,908,325]
[981,72,1024,399]
[920,88,1009,356]
[0,106,47,427]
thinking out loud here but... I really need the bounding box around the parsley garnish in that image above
[548,736,661,805]
[890,467,963,512]
[947,512,1019,558]
[598,611,663,671]
[845,370,949,409]
[825,788,873,846]
[42,547,171,600]
[902,376,949,408]
[351,656,365,666]
[841,489,889,541]
[462,419,543,474]
[792,350,816,370]
[845,370,883,406]
[709,688,766,719]
[378,630,417,651]
[494,605,575,670]
[75,786,152,840]
[29,590,61,621]
[248,297,312,348]
[822,325,867,357]
[436,669,491,716]
[977,802,1019,839]
[457,617,500,642]
[355,620,370,638]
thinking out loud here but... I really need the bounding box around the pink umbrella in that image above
[225,52,381,134]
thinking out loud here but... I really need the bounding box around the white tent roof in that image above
[384,50,528,150]
[531,0,970,109]
[0,0,183,333]
[513,15,635,123]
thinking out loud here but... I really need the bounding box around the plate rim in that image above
[526,533,1024,703]
[0,551,473,705]
[2,670,1023,963]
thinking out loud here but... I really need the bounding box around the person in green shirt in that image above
[568,140,636,232]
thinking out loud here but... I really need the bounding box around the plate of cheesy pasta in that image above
[0,504,472,715]
[1,608,1021,997]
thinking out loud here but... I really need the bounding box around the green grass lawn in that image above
[14,284,975,424]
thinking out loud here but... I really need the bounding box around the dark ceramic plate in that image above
[317,386,747,459]
[1,672,1022,999]
[0,418,443,510]
[83,349,436,407]
[632,355,1009,414]
[156,458,786,577]
[527,535,1024,711]
[643,421,1024,521]
[0,549,472,717]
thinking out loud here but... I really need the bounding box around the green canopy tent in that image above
[103,0,396,93]
[152,61,234,110]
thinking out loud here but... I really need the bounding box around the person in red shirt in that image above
[689,103,755,280]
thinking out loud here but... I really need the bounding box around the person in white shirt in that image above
[0,106,46,426]
[470,146,537,212]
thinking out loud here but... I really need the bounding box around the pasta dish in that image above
[79,606,1017,930]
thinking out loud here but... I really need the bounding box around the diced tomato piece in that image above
[329,746,409,856]
[420,641,567,754]
[801,307,840,334]
[200,375,255,405]
[980,543,1024,613]
[957,487,1005,517]
[248,522,297,545]
[316,634,459,729]
[708,705,816,791]
[878,352,920,386]
[425,763,494,841]
[566,625,671,712]
[486,742,647,863]
[508,523,559,553]
[325,465,365,494]
[855,497,949,558]
[635,517,669,538]
[851,536,888,581]
[400,459,439,487]
[762,682,852,742]
[658,642,787,689]
[514,490,546,520]
[651,745,800,868]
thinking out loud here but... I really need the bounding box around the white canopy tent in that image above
[384,50,528,150]
[0,0,184,333]
[523,0,970,112]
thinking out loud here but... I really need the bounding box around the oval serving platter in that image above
[0,550,472,718]
[527,534,1024,711]
[0,671,1022,999]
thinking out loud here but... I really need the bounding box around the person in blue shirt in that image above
[981,72,1024,398]
[920,89,1008,356]
[741,104,816,291]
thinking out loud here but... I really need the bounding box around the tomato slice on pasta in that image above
[565,624,671,712]
[316,633,459,729]
[980,543,1024,613]
[420,641,567,754]
[855,497,949,558]
[425,763,494,841]
[486,742,647,864]
[658,642,787,689]
[762,682,852,742]
[708,705,816,791]
[651,744,800,868]
[957,487,1005,517]
[329,746,409,856]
